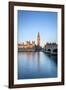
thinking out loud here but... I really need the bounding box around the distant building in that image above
[43,43,57,55]
[18,32,41,51]
[18,41,35,49]
[18,32,41,49]
[44,43,57,49]
[37,32,40,48]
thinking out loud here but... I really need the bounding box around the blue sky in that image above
[17,10,57,46]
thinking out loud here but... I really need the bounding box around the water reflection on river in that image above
[18,52,57,79]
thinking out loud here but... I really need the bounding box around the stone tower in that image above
[37,32,40,47]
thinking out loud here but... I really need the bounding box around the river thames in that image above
[18,52,57,79]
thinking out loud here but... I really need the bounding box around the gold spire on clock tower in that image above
[37,32,40,47]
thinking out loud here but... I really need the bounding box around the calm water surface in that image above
[18,52,57,79]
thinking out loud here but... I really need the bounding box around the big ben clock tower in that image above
[37,32,40,48]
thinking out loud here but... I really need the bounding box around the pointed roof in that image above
[38,32,40,37]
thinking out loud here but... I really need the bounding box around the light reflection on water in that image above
[18,52,57,79]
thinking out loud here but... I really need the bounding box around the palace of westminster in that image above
[18,32,40,49]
